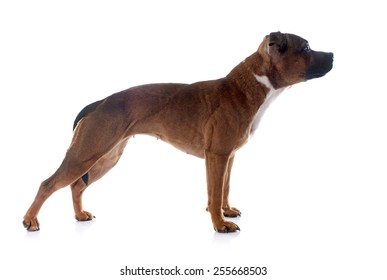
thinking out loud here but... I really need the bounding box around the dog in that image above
[23,32,333,232]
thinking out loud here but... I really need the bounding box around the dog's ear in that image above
[267,31,288,57]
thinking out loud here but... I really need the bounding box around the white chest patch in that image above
[250,74,286,136]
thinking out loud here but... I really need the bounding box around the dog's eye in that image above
[302,44,311,53]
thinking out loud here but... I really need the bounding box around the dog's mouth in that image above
[306,70,331,80]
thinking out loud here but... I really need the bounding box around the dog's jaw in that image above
[250,74,286,136]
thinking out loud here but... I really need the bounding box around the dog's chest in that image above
[250,75,285,136]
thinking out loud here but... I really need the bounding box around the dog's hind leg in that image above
[22,156,99,231]
[23,107,129,231]
[71,139,128,222]
[71,178,94,222]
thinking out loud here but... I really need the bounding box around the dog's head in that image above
[259,31,333,88]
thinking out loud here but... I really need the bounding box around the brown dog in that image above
[23,32,333,232]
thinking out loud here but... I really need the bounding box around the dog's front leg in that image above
[222,155,242,218]
[205,151,240,233]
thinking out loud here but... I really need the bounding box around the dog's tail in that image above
[73,99,104,131]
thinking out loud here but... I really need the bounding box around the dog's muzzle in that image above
[306,51,334,80]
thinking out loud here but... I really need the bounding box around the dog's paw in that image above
[23,218,40,231]
[223,207,241,218]
[75,210,95,221]
[214,220,240,233]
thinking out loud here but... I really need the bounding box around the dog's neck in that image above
[228,53,270,91]
[226,52,286,103]
[226,52,289,137]
[250,74,286,135]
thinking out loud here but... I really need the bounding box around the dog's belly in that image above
[141,131,204,158]
[160,136,205,158]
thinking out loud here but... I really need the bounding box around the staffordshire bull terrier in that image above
[23,31,333,232]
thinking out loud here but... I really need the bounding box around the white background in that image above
[1,0,386,279]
